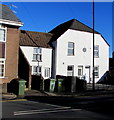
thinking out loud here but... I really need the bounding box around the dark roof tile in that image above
[0,4,21,22]
[20,30,53,48]
[49,19,99,42]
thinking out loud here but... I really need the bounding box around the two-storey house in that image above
[49,19,109,83]
[0,4,23,93]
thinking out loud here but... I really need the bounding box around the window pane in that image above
[94,66,99,77]
[68,42,74,56]
[68,49,74,55]
[45,68,50,77]
[0,43,5,58]
[33,66,41,75]
[68,66,73,70]
[68,42,74,48]
[94,46,99,50]
[33,48,42,61]
[94,72,98,76]
[33,66,37,72]
[0,64,4,77]
[94,45,99,57]
[0,29,5,41]
[33,48,37,54]
[94,51,99,57]
[33,54,37,60]
[37,54,42,61]
[38,48,42,54]
[94,67,98,71]
[78,69,81,76]
[67,66,74,76]
[67,71,73,76]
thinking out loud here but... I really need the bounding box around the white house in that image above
[19,30,53,81]
[49,19,109,83]
[19,19,109,86]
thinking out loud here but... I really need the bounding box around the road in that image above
[2,95,114,120]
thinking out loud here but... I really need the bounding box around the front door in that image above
[85,66,90,83]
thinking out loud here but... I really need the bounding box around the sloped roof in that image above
[49,19,99,42]
[20,30,53,48]
[49,19,109,46]
[0,4,21,22]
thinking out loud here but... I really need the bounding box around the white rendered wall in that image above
[20,46,52,79]
[53,29,109,83]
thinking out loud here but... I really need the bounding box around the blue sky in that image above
[3,2,112,57]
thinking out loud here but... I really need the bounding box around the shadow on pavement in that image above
[24,95,114,118]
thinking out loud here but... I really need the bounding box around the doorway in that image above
[85,66,91,83]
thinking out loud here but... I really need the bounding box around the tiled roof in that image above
[49,19,109,46]
[0,4,21,22]
[49,19,99,42]
[20,30,53,48]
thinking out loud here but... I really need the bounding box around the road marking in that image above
[0,99,27,102]
[14,107,71,114]
[14,107,81,116]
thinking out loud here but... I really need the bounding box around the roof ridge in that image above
[73,19,99,34]
[21,30,53,36]
[0,4,8,6]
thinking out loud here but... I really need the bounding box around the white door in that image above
[85,67,90,83]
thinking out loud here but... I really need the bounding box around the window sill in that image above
[32,60,42,62]
[94,56,99,58]
[95,76,99,78]
[0,77,5,79]
[67,55,75,56]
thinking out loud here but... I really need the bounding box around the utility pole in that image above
[92,0,95,91]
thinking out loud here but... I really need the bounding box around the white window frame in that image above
[0,60,5,78]
[67,65,74,76]
[0,26,6,78]
[33,47,42,61]
[44,67,50,78]
[0,27,6,42]
[33,66,42,75]
[78,66,83,76]
[68,42,75,56]
[94,45,99,58]
[94,66,99,78]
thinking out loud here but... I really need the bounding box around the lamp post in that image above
[92,0,95,91]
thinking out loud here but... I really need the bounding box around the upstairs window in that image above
[0,28,6,59]
[0,29,5,42]
[33,48,42,61]
[68,42,74,56]
[94,66,99,77]
[67,65,74,76]
[94,45,99,58]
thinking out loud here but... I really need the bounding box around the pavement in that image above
[2,93,17,100]
[1,89,114,100]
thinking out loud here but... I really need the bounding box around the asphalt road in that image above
[2,95,114,120]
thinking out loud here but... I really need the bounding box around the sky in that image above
[2,2,113,57]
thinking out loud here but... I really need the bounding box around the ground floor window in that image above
[44,68,50,78]
[0,60,5,78]
[33,66,42,75]
[94,66,99,77]
[67,65,74,76]
[78,66,83,76]
[0,42,5,58]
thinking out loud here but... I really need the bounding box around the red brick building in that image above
[0,4,23,93]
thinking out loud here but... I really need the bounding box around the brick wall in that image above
[0,25,20,84]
